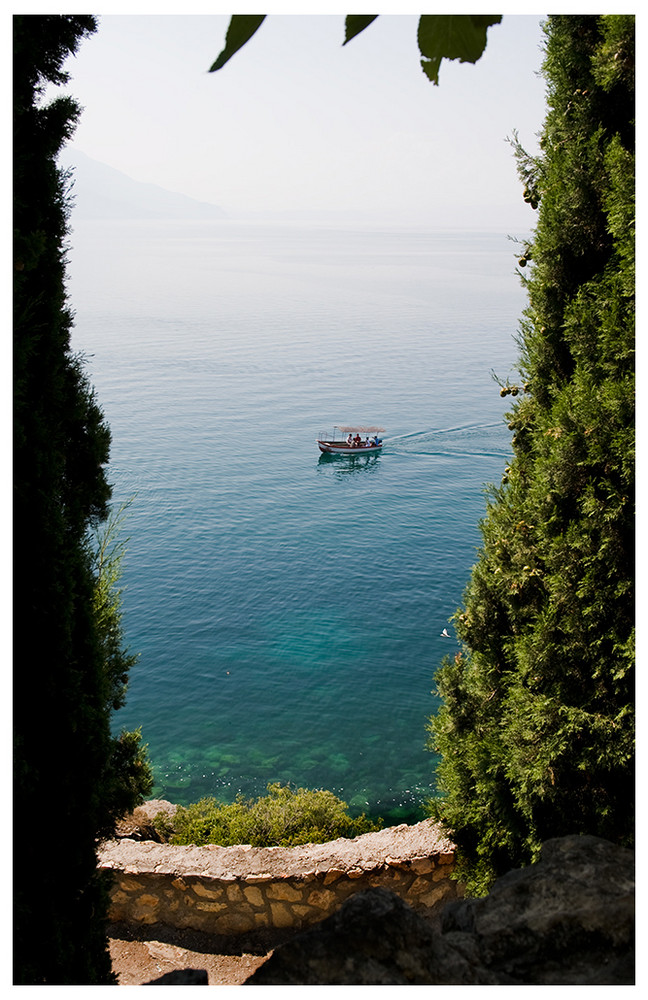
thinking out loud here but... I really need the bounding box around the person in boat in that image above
[353,433,362,447]
[346,433,353,446]
[364,436,370,447]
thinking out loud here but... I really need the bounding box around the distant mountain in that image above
[58,150,227,221]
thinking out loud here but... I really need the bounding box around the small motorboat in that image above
[316,425,385,455]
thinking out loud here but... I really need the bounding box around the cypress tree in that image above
[13,16,151,982]
[429,14,634,891]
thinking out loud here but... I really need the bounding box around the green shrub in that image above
[158,783,382,847]
[427,14,635,890]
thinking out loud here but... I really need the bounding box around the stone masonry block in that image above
[241,884,265,908]
[192,881,224,900]
[296,870,319,882]
[269,902,294,928]
[138,893,160,909]
[347,867,366,879]
[265,882,303,903]
[307,888,338,911]
[225,882,245,903]
[410,857,436,875]
[385,857,411,870]
[118,875,146,892]
[408,875,436,897]
[323,868,346,885]
[194,900,228,913]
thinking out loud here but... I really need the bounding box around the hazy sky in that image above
[55,11,549,229]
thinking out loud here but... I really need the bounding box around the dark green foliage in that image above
[417,15,502,85]
[344,15,379,46]
[210,14,501,85]
[428,15,634,893]
[91,505,154,832]
[209,14,266,72]
[159,783,382,848]
[91,501,140,714]
[13,16,151,983]
[103,729,154,830]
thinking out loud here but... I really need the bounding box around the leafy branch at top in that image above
[209,14,266,73]
[418,14,502,84]
[209,14,502,85]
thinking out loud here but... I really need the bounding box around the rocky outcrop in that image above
[114,799,177,842]
[247,885,488,985]
[246,835,635,986]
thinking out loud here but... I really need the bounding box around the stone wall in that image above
[98,818,460,937]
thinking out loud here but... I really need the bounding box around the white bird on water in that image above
[440,628,450,638]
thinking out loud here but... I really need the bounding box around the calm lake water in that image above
[67,218,525,822]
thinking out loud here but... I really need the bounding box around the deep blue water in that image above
[66,219,525,821]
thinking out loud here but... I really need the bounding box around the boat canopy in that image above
[335,425,385,433]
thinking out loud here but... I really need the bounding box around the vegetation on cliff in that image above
[13,16,152,984]
[13,10,634,982]
[428,14,635,892]
[155,783,382,848]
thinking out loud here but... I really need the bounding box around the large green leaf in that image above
[418,14,502,85]
[209,14,503,85]
[343,15,378,45]
[209,14,266,73]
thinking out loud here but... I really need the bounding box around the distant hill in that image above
[58,150,228,221]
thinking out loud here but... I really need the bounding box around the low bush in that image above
[155,782,382,847]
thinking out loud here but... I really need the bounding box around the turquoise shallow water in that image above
[67,219,524,821]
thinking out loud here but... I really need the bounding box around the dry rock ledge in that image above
[99,802,459,938]
[248,835,635,986]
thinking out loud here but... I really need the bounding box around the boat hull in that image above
[317,440,383,455]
